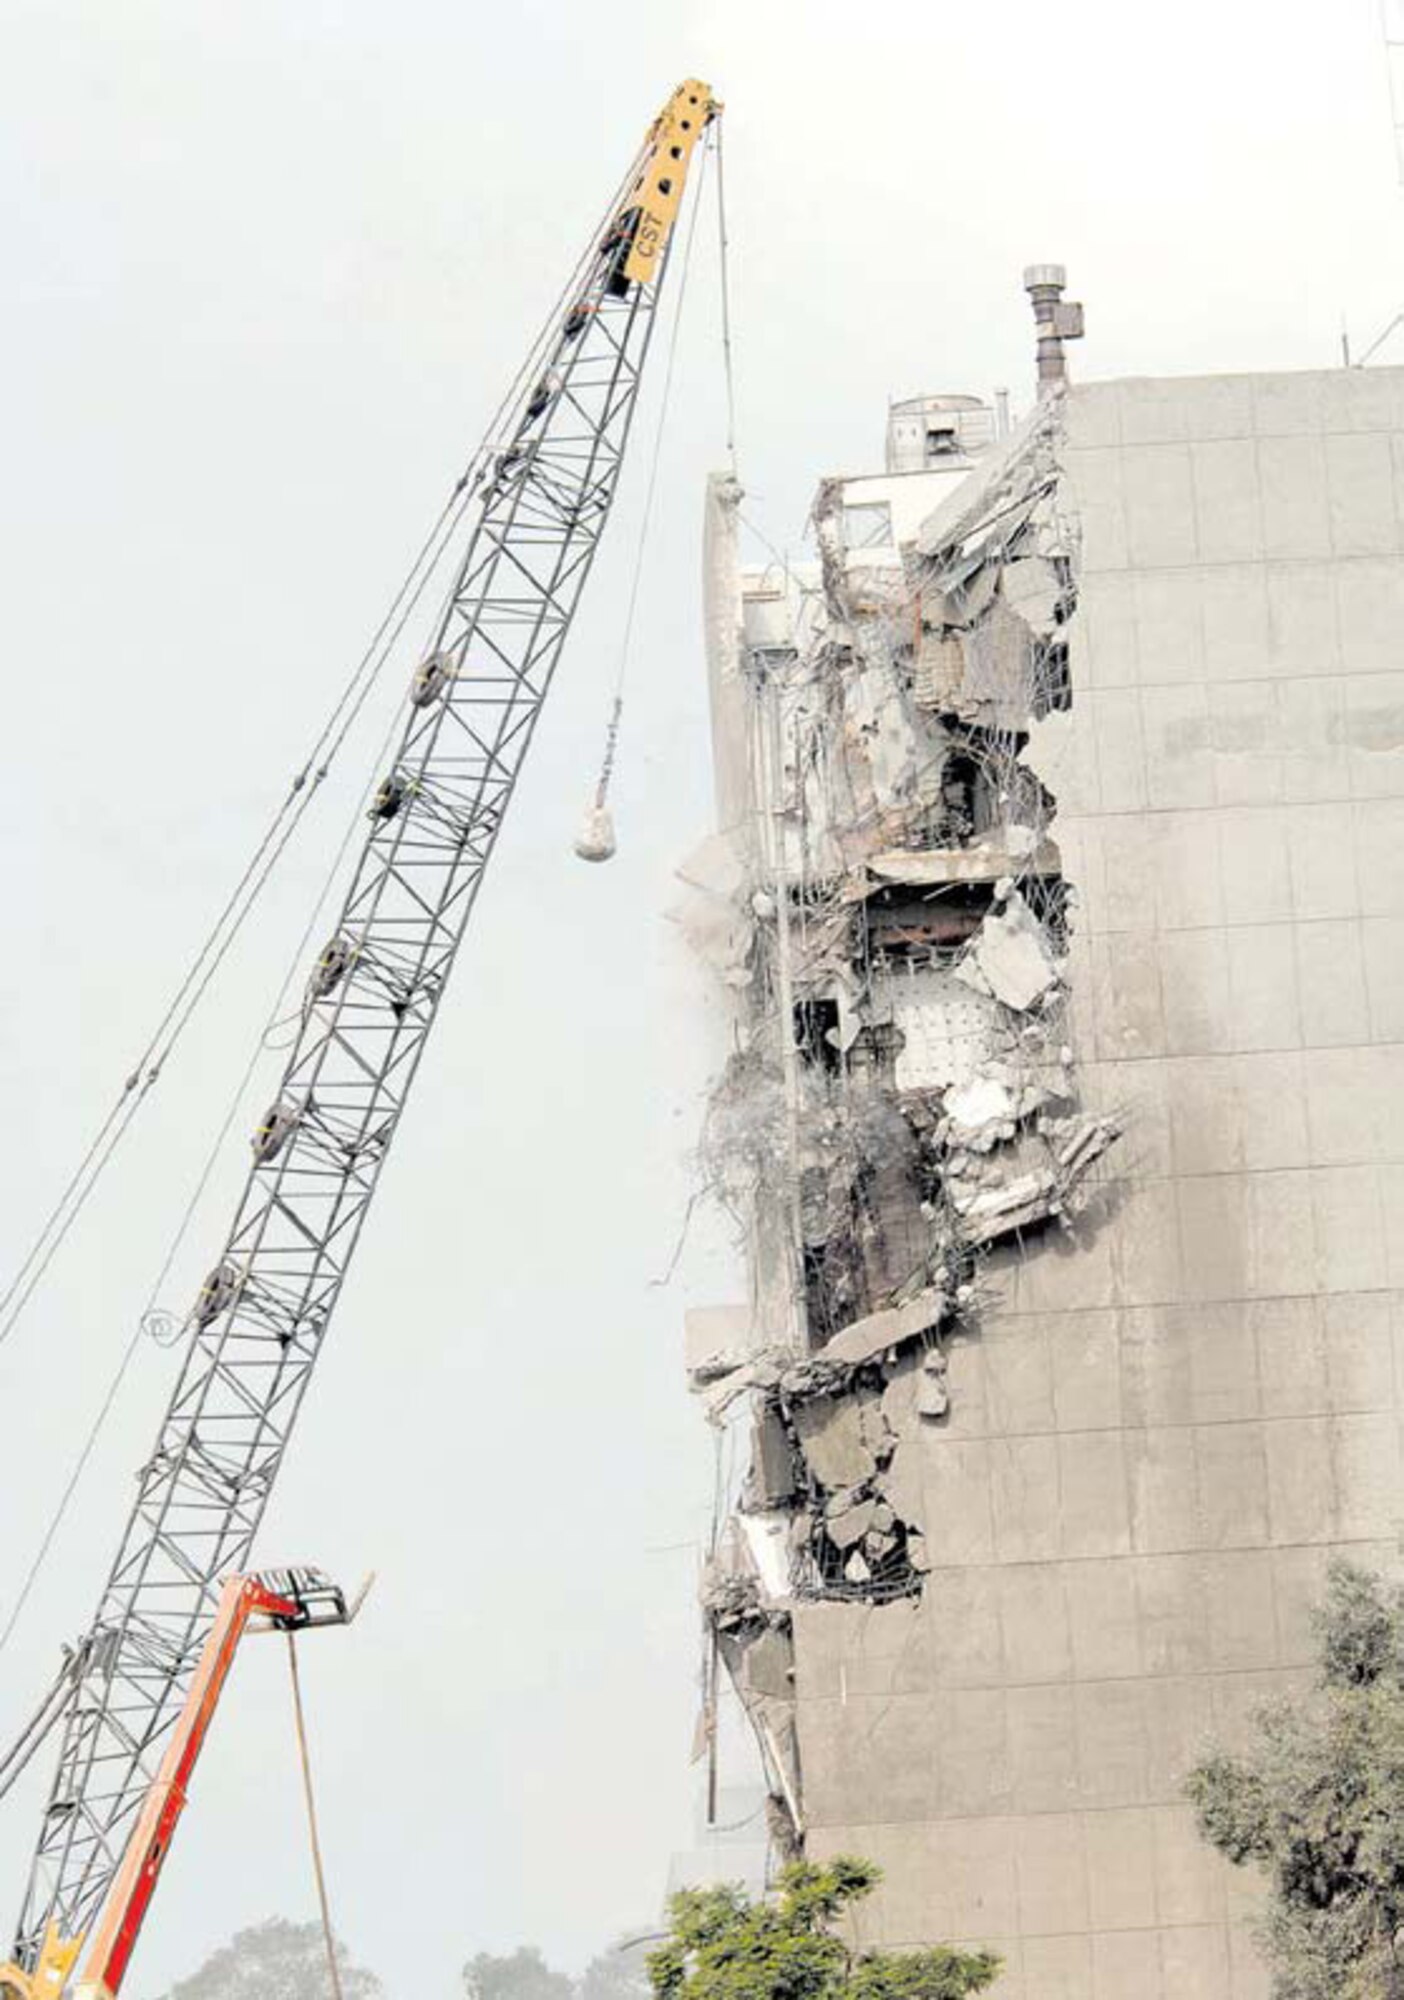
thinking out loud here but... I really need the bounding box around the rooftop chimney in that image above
[1023,263,1085,396]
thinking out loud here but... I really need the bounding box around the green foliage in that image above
[464,1947,574,2000]
[576,1942,652,2000]
[158,1918,382,2000]
[1187,1560,1404,1999]
[464,1941,650,2000]
[645,1858,998,2000]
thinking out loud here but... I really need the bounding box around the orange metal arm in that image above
[72,1575,299,2000]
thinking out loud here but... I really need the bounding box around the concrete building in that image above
[681,286,1404,1998]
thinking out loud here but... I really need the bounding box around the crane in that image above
[1,75,719,1996]
[0,1571,362,2000]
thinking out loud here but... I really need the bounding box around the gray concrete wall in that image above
[796,367,1404,1999]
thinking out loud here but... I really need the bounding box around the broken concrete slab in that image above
[748,1405,798,1509]
[685,1303,757,1382]
[1055,1113,1121,1177]
[881,1356,921,1432]
[864,835,1061,890]
[952,1168,1059,1244]
[738,1622,795,1699]
[736,1511,794,1603]
[890,968,1003,1090]
[792,1390,881,1488]
[958,887,1059,1012]
[817,1283,948,1365]
[697,1349,787,1420]
[877,1437,924,1527]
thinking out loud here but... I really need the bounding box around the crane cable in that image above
[0,147,660,1658]
[0,532,455,1656]
[0,134,655,1366]
[287,1635,344,2000]
[715,114,740,484]
[581,132,714,839]
[0,1651,84,1803]
[0,690,410,1666]
[0,484,470,1363]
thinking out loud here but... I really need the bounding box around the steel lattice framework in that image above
[13,82,711,1967]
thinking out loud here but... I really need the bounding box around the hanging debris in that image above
[573,802,616,862]
[576,694,623,863]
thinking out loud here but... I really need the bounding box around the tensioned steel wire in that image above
[0,132,651,1369]
[14,92,697,1958]
[0,681,413,1664]
[588,138,711,815]
[0,129,655,1689]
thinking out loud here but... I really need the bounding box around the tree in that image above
[158,1918,382,2000]
[1187,1560,1404,2000]
[577,1941,652,2000]
[463,1946,574,2000]
[645,1857,999,2000]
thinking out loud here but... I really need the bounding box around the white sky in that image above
[1,0,1401,1993]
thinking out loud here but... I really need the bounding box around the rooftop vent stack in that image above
[1023,263,1085,395]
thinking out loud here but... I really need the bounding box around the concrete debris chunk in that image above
[944,1075,1017,1147]
[748,1405,797,1509]
[858,1396,895,1462]
[1000,555,1062,629]
[946,595,1036,730]
[950,953,995,1001]
[891,969,1002,1089]
[738,1623,794,1698]
[878,1437,924,1527]
[1056,1113,1121,1177]
[864,836,1060,889]
[696,1355,779,1420]
[736,1511,794,1603]
[952,1169,1058,1245]
[825,1497,876,1549]
[916,1349,950,1419]
[881,1358,920,1433]
[818,1283,948,1365]
[962,888,1059,1012]
[685,1303,755,1384]
[946,1111,1116,1251]
[792,1391,880,1488]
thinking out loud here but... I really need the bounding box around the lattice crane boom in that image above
[7,76,718,1983]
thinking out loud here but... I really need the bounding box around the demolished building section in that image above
[688,343,1404,1995]
[681,385,1119,1849]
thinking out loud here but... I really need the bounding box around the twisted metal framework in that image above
[13,81,715,1969]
